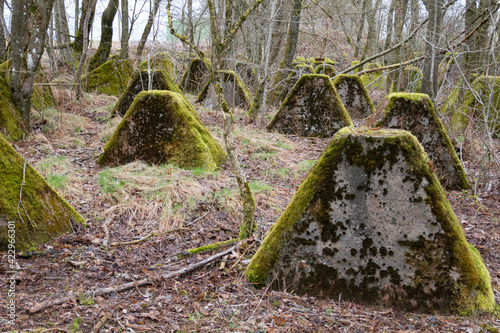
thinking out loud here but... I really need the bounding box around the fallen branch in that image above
[110,227,193,246]
[28,243,241,314]
[91,312,112,333]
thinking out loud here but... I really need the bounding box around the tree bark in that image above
[54,0,73,63]
[76,0,97,100]
[10,0,56,130]
[354,0,368,58]
[0,0,6,61]
[383,0,396,65]
[268,0,302,105]
[88,0,119,71]
[71,0,96,52]
[136,0,161,62]
[421,0,445,102]
[120,0,129,59]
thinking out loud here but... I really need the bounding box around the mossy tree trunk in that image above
[88,0,119,71]
[71,0,96,53]
[361,0,381,61]
[54,0,73,64]
[354,0,368,59]
[168,0,263,239]
[75,0,97,100]
[268,0,302,106]
[10,0,55,130]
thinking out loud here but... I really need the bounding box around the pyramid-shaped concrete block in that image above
[139,53,174,77]
[246,127,494,314]
[333,74,375,119]
[196,70,251,109]
[179,58,211,94]
[368,93,469,190]
[267,74,352,137]
[0,135,86,251]
[82,55,133,97]
[98,91,227,170]
[112,69,182,117]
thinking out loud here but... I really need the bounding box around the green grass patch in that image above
[249,181,271,193]
[98,168,125,194]
[46,173,68,189]
[297,159,316,172]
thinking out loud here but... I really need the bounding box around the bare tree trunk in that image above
[76,0,97,100]
[0,0,6,61]
[71,0,97,52]
[75,0,79,36]
[361,0,381,60]
[354,0,368,58]
[120,0,129,59]
[421,0,445,102]
[10,0,56,130]
[391,0,409,91]
[268,0,302,105]
[135,0,161,62]
[54,0,73,63]
[383,0,396,65]
[88,0,119,71]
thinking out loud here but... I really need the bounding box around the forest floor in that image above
[2,87,500,332]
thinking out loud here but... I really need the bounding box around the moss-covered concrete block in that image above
[442,76,500,138]
[98,91,227,170]
[390,67,423,93]
[82,55,133,96]
[246,127,494,314]
[32,68,57,110]
[196,70,251,109]
[313,64,336,77]
[0,64,23,141]
[112,69,182,117]
[179,58,211,94]
[267,74,352,137]
[0,135,86,251]
[333,74,375,119]
[139,53,175,77]
[368,93,469,190]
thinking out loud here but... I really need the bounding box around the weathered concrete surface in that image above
[196,71,251,109]
[179,58,211,94]
[82,55,133,97]
[367,93,469,190]
[112,69,182,117]
[0,135,86,251]
[98,91,227,170]
[333,74,375,119]
[246,127,494,314]
[267,75,352,137]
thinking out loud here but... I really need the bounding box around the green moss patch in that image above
[112,69,182,117]
[246,127,494,314]
[179,58,211,94]
[332,74,375,119]
[196,70,251,109]
[0,135,86,251]
[267,74,353,137]
[139,53,175,77]
[360,62,385,90]
[32,68,57,110]
[82,55,133,97]
[97,90,227,170]
[313,64,336,77]
[0,65,23,141]
[368,93,469,190]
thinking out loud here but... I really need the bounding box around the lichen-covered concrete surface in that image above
[112,69,182,117]
[98,91,227,170]
[246,127,494,314]
[0,135,86,251]
[368,93,469,190]
[333,74,375,119]
[267,74,352,137]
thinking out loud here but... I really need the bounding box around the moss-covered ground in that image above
[7,84,500,330]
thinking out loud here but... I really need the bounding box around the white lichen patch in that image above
[333,75,374,119]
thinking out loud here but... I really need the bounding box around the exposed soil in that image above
[1,89,499,332]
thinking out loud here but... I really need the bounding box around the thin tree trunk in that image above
[54,0,73,63]
[75,0,79,36]
[421,0,445,102]
[120,0,129,59]
[136,0,161,62]
[71,0,97,52]
[0,0,6,61]
[354,0,368,58]
[384,0,396,65]
[76,0,97,100]
[268,0,302,105]
[361,0,381,60]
